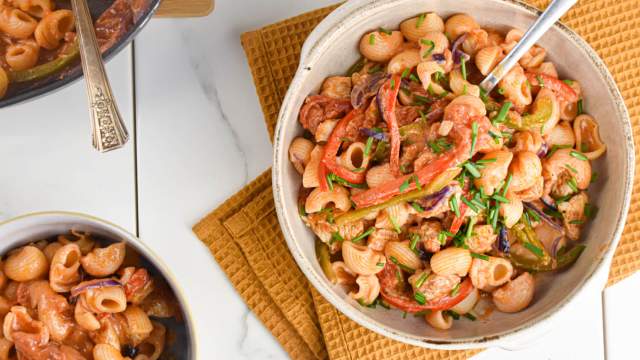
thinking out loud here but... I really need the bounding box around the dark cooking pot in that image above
[0,0,161,108]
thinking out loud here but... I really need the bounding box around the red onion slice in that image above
[451,33,470,64]
[70,279,121,298]
[524,202,563,231]
[351,72,388,109]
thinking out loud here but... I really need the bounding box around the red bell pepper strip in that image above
[318,108,366,191]
[377,262,473,313]
[378,74,402,177]
[526,73,579,103]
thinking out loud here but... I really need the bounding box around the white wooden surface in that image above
[1,0,638,358]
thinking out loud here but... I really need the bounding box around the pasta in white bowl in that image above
[273,0,633,349]
[0,212,195,359]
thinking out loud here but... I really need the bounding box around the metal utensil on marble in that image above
[70,0,129,152]
[478,0,577,93]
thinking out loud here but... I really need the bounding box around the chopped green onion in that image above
[461,57,467,80]
[543,207,563,220]
[445,310,460,320]
[570,150,588,161]
[577,99,584,115]
[389,216,402,234]
[395,269,403,283]
[326,174,334,191]
[351,227,375,243]
[399,177,411,193]
[569,219,584,225]
[427,138,452,154]
[497,87,505,95]
[415,271,429,288]
[463,313,477,321]
[450,283,461,296]
[476,158,497,164]
[364,137,374,157]
[470,252,489,261]
[562,79,574,85]
[591,172,599,183]
[438,231,447,245]
[411,202,425,213]
[536,74,544,87]
[420,39,435,58]
[461,197,479,213]
[413,175,422,190]
[410,233,421,251]
[298,203,306,217]
[413,94,430,105]
[463,162,481,178]
[526,208,541,222]
[416,13,426,28]
[492,101,512,125]
[547,144,572,157]
[353,167,366,173]
[501,174,513,197]
[414,292,426,305]
[470,121,478,155]
[492,194,509,203]
[368,64,383,74]
[401,68,410,79]
[584,203,598,219]
[330,231,344,244]
[409,73,420,83]
[465,217,476,240]
[449,196,461,218]
[565,164,578,173]
[390,78,396,89]
[479,88,489,104]
[413,310,429,317]
[328,173,366,189]
[369,33,376,45]
[489,207,499,231]
[390,256,415,273]
[402,311,408,319]
[378,27,392,35]
[567,177,578,192]
[523,242,544,258]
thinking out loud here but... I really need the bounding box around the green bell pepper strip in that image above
[510,218,552,267]
[316,239,337,284]
[510,244,585,272]
[506,97,553,131]
[335,167,460,225]
[9,43,79,83]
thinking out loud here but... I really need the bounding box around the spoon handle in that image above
[71,0,129,152]
[479,0,577,93]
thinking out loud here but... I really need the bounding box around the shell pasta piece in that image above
[34,9,74,49]
[5,38,39,70]
[0,5,37,39]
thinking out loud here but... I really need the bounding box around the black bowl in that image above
[0,0,161,108]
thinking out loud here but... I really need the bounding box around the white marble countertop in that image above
[1,0,638,359]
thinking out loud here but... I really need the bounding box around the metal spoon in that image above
[70,0,129,152]
[479,0,577,93]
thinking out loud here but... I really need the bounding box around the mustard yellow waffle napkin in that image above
[195,1,640,358]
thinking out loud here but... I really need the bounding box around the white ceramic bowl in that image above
[0,212,197,358]
[273,0,634,349]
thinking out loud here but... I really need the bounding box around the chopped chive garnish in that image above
[401,68,410,79]
[298,203,306,217]
[492,194,509,203]
[565,164,578,173]
[501,174,513,197]
[395,269,403,283]
[369,33,376,45]
[569,219,584,225]
[413,94,430,106]
[409,73,420,83]
[524,242,544,258]
[465,217,476,240]
[351,227,375,243]
[461,197,479,213]
[464,313,477,321]
[415,271,429,288]
[497,87,505,95]
[446,310,461,320]
[581,142,589,153]
[450,283,461,296]
[353,167,366,172]
[476,158,497,164]
[390,78,396,89]
[584,203,598,219]
[402,311,408,318]
[489,207,499,230]
[414,292,426,305]
[328,173,366,189]
[470,252,489,261]
[378,27,392,35]
[411,202,425,213]
[390,256,415,273]
[570,150,588,161]
[479,88,489,103]
[577,99,584,115]
[461,57,467,81]
[416,13,426,28]
[376,262,385,267]
[536,74,544,87]
[427,137,452,154]
[449,196,461,218]
[420,39,435,58]
[526,208,541,222]
[410,233,421,251]
[413,310,429,317]
[547,144,572,157]
[470,121,478,155]
[330,231,344,244]
[413,175,422,190]
[591,172,599,183]
[368,64,383,74]
[543,207,563,220]
[364,137,374,157]
[378,299,390,309]
[326,174,334,191]
[438,231,447,245]
[492,101,512,126]
[463,162,481,178]
[435,71,445,82]
[562,79,574,85]
[399,177,411,193]
[555,194,572,203]
[567,177,578,192]
[389,216,402,234]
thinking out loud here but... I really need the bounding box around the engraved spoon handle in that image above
[479,0,577,93]
[70,0,129,152]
